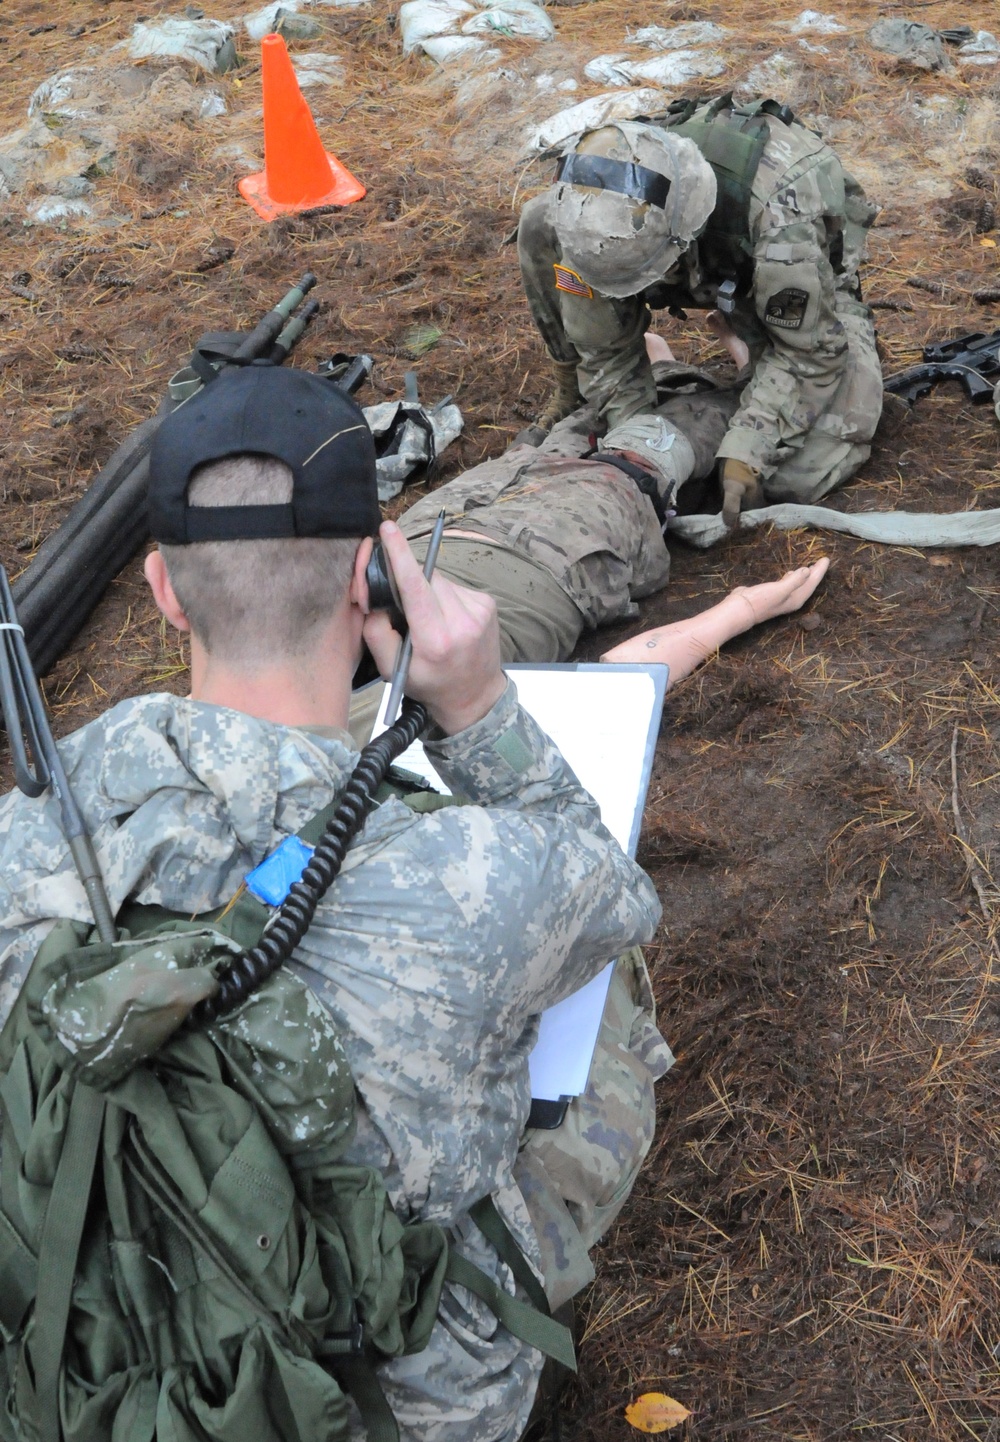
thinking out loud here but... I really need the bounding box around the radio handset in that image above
[365,543,406,636]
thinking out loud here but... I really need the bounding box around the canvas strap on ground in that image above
[669,504,1000,549]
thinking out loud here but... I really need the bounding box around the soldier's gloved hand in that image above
[363,520,506,736]
[720,460,763,529]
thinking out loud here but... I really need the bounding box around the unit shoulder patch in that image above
[553,264,593,300]
[764,286,809,330]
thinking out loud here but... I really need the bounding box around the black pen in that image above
[383,509,447,726]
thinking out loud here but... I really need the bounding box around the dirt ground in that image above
[1,0,1000,1436]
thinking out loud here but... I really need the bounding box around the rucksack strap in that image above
[469,1195,551,1315]
[445,1252,576,1372]
[330,1358,402,1442]
[32,1084,105,1442]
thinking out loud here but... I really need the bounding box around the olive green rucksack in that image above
[0,898,572,1442]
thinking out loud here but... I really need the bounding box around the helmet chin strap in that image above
[679,239,702,291]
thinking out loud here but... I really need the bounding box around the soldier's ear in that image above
[350,537,375,613]
[144,548,191,634]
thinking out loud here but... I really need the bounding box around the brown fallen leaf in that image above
[625,1392,692,1433]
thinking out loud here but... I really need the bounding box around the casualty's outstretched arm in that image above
[601,558,829,683]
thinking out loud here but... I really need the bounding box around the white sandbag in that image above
[629,21,726,48]
[242,0,367,42]
[127,16,234,71]
[534,72,577,91]
[582,53,629,83]
[454,62,520,107]
[28,69,96,119]
[28,196,94,224]
[420,34,491,63]
[524,87,670,153]
[743,51,799,95]
[399,0,476,52]
[244,2,304,42]
[584,49,725,87]
[959,31,999,63]
[787,10,845,34]
[461,0,554,41]
[293,52,345,85]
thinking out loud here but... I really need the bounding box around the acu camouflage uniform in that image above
[519,98,883,503]
[0,683,669,1442]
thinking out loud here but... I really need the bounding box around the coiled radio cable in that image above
[195,698,428,1024]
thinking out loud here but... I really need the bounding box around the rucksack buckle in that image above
[318,1319,365,1356]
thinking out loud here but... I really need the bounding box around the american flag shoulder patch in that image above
[553,264,593,299]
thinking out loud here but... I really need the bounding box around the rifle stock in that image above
[885,329,1000,406]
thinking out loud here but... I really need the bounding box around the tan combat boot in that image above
[514,359,581,447]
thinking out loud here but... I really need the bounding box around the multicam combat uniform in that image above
[519,98,883,503]
[0,684,667,1441]
[398,377,740,661]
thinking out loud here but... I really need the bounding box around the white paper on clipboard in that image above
[373,663,667,1101]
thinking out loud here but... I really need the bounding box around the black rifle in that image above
[11,276,320,679]
[884,330,1000,406]
[318,351,374,394]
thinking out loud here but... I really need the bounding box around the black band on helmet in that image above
[555,153,671,210]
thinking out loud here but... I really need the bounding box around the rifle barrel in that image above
[234,272,318,361]
[269,298,321,363]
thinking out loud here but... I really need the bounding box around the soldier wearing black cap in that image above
[0,364,668,1442]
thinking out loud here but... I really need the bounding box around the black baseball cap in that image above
[148,364,380,544]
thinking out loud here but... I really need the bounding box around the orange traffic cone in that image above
[239,33,365,219]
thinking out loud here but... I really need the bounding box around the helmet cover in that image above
[550,123,717,299]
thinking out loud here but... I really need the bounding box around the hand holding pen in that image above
[363,516,506,737]
[382,510,446,726]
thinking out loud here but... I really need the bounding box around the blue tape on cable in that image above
[245,835,315,907]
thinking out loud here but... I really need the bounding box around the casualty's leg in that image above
[601,558,830,675]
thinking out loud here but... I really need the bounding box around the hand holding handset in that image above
[362,518,506,737]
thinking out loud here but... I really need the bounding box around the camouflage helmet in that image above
[549,123,717,299]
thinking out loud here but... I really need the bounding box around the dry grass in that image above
[1,0,1000,1437]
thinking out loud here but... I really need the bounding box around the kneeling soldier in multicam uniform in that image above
[517,94,884,526]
